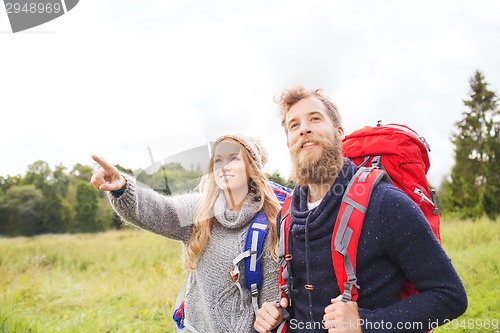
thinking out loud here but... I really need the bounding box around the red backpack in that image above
[276,122,440,332]
[342,122,440,242]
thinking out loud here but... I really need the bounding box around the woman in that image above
[90,133,288,333]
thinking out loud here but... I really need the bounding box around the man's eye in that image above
[289,123,298,130]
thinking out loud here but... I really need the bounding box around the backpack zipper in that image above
[414,188,435,206]
[430,189,440,215]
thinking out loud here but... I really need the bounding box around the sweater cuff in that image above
[111,185,127,198]
[111,183,127,197]
[110,175,128,197]
[108,174,136,208]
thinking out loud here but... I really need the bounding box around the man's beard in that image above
[289,133,344,186]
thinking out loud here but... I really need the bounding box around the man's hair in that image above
[277,86,342,130]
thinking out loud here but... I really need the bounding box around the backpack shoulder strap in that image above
[278,193,292,299]
[275,193,293,333]
[230,211,269,314]
[244,211,269,313]
[332,166,388,302]
[231,183,292,315]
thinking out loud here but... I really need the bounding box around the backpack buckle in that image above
[347,276,360,289]
[230,270,239,282]
[280,283,290,296]
[251,284,259,296]
[371,155,381,168]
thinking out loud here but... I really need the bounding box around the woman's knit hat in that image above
[215,132,268,169]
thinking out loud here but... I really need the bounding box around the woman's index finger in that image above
[91,155,113,171]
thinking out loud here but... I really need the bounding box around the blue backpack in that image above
[173,181,290,329]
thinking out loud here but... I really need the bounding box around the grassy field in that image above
[0,230,185,333]
[435,218,500,333]
[0,218,498,333]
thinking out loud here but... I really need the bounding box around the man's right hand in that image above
[254,299,288,333]
[90,155,126,191]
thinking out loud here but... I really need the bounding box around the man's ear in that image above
[338,126,345,140]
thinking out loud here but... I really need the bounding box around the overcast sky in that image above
[1,0,499,186]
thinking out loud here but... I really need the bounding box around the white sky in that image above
[1,0,499,186]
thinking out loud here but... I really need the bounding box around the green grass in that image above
[435,217,500,333]
[0,218,498,333]
[0,230,185,333]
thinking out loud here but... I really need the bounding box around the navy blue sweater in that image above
[281,160,467,333]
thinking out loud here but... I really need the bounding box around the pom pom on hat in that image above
[215,132,268,169]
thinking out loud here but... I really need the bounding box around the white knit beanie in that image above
[215,132,268,169]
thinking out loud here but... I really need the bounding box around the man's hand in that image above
[323,295,361,333]
[90,155,126,191]
[254,299,288,333]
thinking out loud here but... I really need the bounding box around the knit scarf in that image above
[212,190,262,230]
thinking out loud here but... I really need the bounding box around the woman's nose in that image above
[221,161,231,171]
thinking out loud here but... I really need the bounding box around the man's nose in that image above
[299,122,312,136]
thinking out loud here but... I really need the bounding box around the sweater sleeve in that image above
[358,187,467,333]
[108,173,202,242]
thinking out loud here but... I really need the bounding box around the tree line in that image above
[0,161,208,236]
[0,71,498,236]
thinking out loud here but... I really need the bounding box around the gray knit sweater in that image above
[108,174,279,333]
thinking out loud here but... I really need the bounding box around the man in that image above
[254,87,467,333]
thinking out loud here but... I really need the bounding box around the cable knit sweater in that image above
[108,174,279,333]
[282,159,467,333]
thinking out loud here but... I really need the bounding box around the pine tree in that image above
[448,71,499,219]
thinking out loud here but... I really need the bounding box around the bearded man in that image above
[254,87,467,333]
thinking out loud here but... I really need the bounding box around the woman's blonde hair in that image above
[183,139,281,271]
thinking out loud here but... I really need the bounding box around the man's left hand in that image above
[323,295,361,333]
